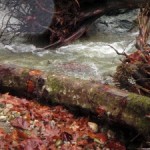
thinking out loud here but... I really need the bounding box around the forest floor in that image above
[0,93,126,150]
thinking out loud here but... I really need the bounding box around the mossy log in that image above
[0,64,149,134]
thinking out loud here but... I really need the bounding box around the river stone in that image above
[88,9,138,34]
[0,116,7,122]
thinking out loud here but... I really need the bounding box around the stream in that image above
[0,9,138,83]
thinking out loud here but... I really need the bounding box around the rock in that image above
[50,120,56,129]
[118,20,134,30]
[13,112,21,118]
[88,9,138,34]
[3,108,10,115]
[6,104,13,109]
[11,111,18,115]
[0,103,5,108]
[107,130,115,139]
[55,139,63,147]
[88,122,98,133]
[29,124,35,129]
[0,116,7,122]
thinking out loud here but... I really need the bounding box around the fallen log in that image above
[0,64,149,134]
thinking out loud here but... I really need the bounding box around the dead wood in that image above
[0,64,149,134]
[1,0,146,48]
[114,1,150,97]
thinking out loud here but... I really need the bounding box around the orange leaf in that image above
[29,70,42,76]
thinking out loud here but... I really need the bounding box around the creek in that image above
[0,9,138,83]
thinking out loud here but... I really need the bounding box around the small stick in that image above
[108,45,129,58]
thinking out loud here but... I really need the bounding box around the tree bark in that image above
[0,64,149,134]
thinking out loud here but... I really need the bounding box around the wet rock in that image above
[88,9,138,34]
[118,20,134,30]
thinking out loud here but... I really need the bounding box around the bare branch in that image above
[108,45,129,58]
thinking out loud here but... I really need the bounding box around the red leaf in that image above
[106,140,126,150]
[29,70,42,76]
[11,117,29,130]
[96,106,106,117]
[88,132,108,144]
[0,128,5,137]
[20,138,46,150]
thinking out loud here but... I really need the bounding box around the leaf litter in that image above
[0,93,126,150]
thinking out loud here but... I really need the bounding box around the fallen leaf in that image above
[19,138,46,150]
[11,117,29,130]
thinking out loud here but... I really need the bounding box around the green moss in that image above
[22,70,30,77]
[136,119,150,133]
[46,75,64,93]
[127,93,150,116]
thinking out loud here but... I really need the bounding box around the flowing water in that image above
[0,9,138,83]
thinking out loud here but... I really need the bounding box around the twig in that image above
[108,45,129,58]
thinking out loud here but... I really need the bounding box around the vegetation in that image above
[114,1,150,97]
[0,0,150,149]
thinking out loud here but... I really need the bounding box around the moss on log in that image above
[0,64,149,134]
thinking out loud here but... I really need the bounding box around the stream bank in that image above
[0,7,150,149]
[0,64,149,149]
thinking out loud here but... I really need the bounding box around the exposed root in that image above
[114,1,150,97]
[0,0,144,48]
[114,50,150,97]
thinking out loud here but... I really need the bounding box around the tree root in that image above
[1,0,144,48]
[114,50,150,97]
